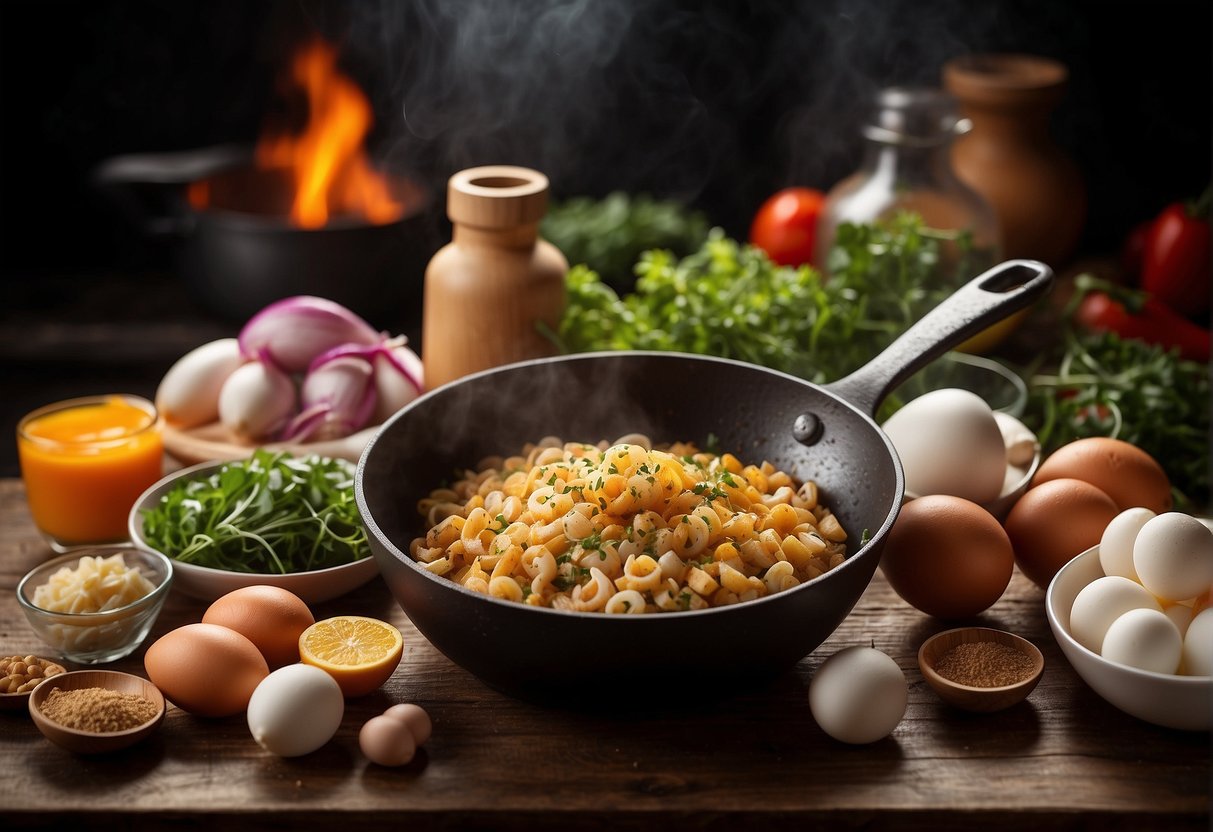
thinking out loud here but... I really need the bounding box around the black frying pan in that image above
[93,145,433,323]
[357,260,1053,701]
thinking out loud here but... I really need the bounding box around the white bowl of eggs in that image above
[1045,512,1212,731]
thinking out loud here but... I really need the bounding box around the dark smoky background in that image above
[0,0,1207,480]
[2,0,1209,280]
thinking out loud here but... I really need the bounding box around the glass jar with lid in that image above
[814,86,1001,279]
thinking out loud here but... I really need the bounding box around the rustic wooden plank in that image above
[0,479,1206,830]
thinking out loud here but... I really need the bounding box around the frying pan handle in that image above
[822,259,1054,416]
[91,144,252,235]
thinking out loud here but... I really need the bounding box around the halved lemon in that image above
[299,616,404,698]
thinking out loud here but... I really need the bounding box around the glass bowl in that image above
[887,351,1028,418]
[16,546,173,664]
[888,351,1038,520]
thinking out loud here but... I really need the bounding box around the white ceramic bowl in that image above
[1045,539,1212,731]
[128,460,380,605]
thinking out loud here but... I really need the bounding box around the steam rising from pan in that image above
[332,0,1087,210]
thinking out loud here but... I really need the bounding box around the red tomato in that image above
[749,187,825,267]
[1141,194,1211,317]
[1075,291,1210,363]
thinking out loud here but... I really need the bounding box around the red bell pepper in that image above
[1140,188,1211,318]
[1075,289,1210,363]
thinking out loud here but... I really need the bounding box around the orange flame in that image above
[253,40,402,228]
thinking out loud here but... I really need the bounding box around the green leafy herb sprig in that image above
[140,449,370,574]
[553,213,978,387]
[1024,329,1210,509]
[541,192,710,293]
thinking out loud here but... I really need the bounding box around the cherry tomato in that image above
[1140,192,1211,318]
[749,187,825,267]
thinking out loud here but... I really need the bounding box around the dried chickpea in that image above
[0,655,64,695]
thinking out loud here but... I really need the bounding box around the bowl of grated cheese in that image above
[15,546,173,664]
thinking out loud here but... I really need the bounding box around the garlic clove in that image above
[156,338,245,428]
[283,355,376,442]
[218,358,298,441]
[372,342,424,423]
[238,296,381,373]
[993,411,1039,468]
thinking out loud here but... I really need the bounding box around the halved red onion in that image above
[304,337,423,424]
[283,353,377,442]
[238,296,381,373]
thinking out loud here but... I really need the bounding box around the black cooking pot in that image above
[356,260,1052,702]
[93,145,435,323]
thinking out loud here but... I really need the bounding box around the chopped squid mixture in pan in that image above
[410,435,848,613]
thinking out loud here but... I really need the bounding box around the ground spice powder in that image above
[934,641,1036,687]
[39,686,158,732]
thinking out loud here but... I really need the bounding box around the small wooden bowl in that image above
[0,657,66,713]
[28,670,166,754]
[918,627,1044,712]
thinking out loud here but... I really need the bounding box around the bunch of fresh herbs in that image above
[541,192,710,293]
[552,213,973,385]
[140,449,369,573]
[1023,328,1210,509]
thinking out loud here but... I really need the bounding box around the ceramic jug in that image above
[944,54,1087,268]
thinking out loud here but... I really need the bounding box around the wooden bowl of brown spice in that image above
[28,670,165,753]
[918,627,1044,712]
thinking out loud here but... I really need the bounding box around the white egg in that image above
[1099,507,1155,582]
[1163,603,1195,639]
[1069,576,1161,653]
[882,389,1006,505]
[247,664,345,757]
[1132,513,1213,602]
[1182,608,1213,677]
[1100,608,1182,674]
[809,646,906,744]
[155,338,245,428]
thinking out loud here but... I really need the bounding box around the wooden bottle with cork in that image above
[422,166,568,389]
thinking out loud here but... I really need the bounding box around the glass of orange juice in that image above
[17,395,164,552]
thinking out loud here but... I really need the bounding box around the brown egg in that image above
[202,585,315,669]
[881,495,1014,619]
[1033,437,1172,514]
[144,623,269,717]
[1005,478,1120,589]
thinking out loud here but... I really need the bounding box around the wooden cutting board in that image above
[161,421,379,465]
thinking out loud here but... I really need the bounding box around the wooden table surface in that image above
[1,478,1208,831]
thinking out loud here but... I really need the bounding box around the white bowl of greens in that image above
[128,450,379,604]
